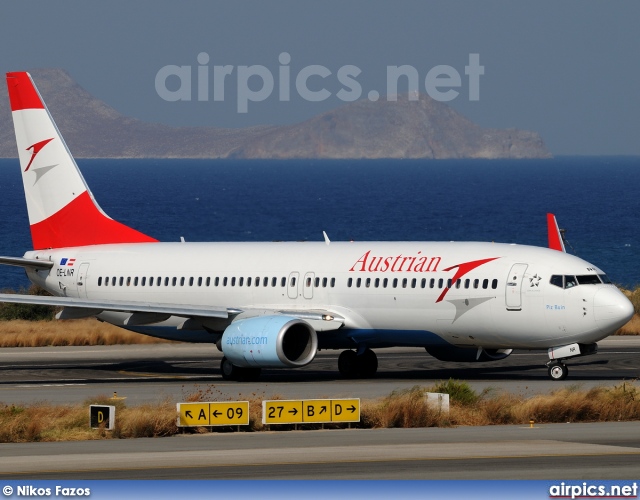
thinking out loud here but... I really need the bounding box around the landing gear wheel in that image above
[220,357,238,381]
[338,350,359,378]
[548,362,568,381]
[357,348,378,378]
[220,357,263,381]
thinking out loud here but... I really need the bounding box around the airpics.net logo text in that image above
[155,52,484,113]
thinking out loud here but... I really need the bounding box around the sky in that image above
[1,0,639,156]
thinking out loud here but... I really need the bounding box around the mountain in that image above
[0,68,551,159]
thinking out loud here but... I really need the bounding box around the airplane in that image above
[0,71,634,382]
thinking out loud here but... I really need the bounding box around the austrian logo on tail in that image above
[24,138,54,172]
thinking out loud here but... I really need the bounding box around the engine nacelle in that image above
[426,346,513,363]
[221,315,317,368]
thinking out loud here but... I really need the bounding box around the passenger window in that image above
[438,278,443,289]
[281,277,286,287]
[455,279,461,289]
[231,277,236,287]
[482,279,488,289]
[239,277,244,287]
[383,278,388,288]
[315,277,319,288]
[402,278,407,288]
[173,277,177,286]
[473,279,479,289]
[265,277,270,287]
[430,278,435,289]
[464,279,470,289]
[356,278,361,288]
[447,279,452,288]
[247,277,252,287]
[306,277,312,287]
[272,277,277,287]
[98,277,102,286]
[290,277,296,287]
[189,277,195,286]
[164,277,169,286]
[421,278,426,289]
[330,278,335,287]
[348,278,353,288]
[322,277,328,288]
[393,278,398,288]
[223,277,228,286]
[366,278,371,288]
[198,277,202,286]
[180,277,185,286]
[375,278,380,288]
[491,279,498,289]
[149,277,154,286]
[126,277,131,286]
[254,277,259,287]
[135,277,139,286]
[411,278,417,289]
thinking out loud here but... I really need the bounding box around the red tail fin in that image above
[7,72,157,249]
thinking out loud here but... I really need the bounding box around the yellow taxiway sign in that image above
[177,401,249,427]
[262,398,360,424]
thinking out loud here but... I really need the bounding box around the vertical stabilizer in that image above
[546,213,566,252]
[6,72,157,249]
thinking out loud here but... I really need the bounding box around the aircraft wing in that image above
[0,293,345,331]
[0,293,237,320]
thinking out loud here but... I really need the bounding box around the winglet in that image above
[547,213,566,252]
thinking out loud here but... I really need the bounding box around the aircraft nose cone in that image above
[593,287,635,333]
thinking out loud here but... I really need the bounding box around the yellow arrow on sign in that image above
[262,400,304,424]
[177,403,210,427]
[210,402,249,426]
[302,399,332,423]
[331,399,360,423]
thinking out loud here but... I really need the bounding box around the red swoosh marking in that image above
[25,138,54,172]
[436,257,500,303]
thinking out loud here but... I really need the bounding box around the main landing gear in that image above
[220,356,262,381]
[338,348,378,378]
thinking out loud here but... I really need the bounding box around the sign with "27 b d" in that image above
[262,399,360,424]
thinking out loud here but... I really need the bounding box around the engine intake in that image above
[221,315,317,368]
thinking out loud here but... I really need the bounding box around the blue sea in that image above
[0,157,638,289]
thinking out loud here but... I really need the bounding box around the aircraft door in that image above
[287,272,300,299]
[76,263,90,299]
[303,272,315,299]
[505,263,528,310]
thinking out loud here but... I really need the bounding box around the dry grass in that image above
[2,381,640,442]
[0,319,173,347]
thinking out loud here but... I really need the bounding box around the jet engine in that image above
[221,315,317,368]
[426,346,513,362]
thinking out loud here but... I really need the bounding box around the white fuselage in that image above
[25,240,628,350]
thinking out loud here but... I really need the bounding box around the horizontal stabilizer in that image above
[0,256,54,270]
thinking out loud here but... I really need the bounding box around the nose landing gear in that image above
[547,361,569,381]
[546,342,597,380]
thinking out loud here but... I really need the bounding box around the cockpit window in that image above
[550,275,563,288]
[577,275,601,285]
[564,275,578,288]
[599,274,612,284]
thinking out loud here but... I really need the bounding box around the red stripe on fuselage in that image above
[29,191,158,249]
[6,72,45,111]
